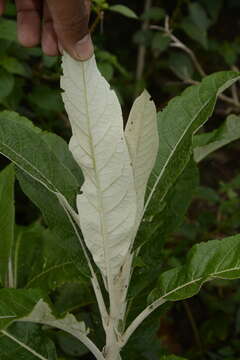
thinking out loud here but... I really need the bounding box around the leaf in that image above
[150,234,240,303]
[57,331,89,357]
[189,3,211,32]
[61,53,137,278]
[16,172,89,277]
[28,85,64,114]
[42,132,83,185]
[145,71,240,234]
[141,7,165,21]
[137,159,199,250]
[125,90,159,229]
[21,299,89,337]
[168,52,194,81]
[194,114,240,162]
[0,164,15,286]
[152,33,170,52]
[15,224,86,292]
[181,3,211,49]
[181,18,208,49]
[109,5,138,19]
[0,69,14,101]
[0,56,31,77]
[0,322,57,360]
[20,300,96,357]
[0,289,45,331]
[0,18,17,42]
[0,111,79,207]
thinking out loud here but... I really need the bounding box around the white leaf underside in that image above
[125,90,159,227]
[21,299,88,336]
[61,53,137,278]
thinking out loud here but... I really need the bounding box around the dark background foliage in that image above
[1,0,240,359]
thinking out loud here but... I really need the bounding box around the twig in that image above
[90,10,104,34]
[150,18,205,77]
[231,66,240,106]
[135,0,152,97]
[183,301,203,352]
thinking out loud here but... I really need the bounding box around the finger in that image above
[42,1,59,56]
[46,0,93,61]
[15,0,42,47]
[0,0,6,15]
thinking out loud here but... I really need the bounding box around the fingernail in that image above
[74,33,94,61]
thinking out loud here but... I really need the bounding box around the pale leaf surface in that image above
[61,53,137,277]
[21,299,89,337]
[125,90,159,224]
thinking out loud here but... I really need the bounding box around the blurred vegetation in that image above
[1,0,240,359]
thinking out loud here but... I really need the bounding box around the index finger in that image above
[46,0,93,60]
[0,0,6,15]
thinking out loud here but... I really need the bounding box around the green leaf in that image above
[28,85,64,113]
[150,234,240,303]
[109,5,138,19]
[0,111,79,207]
[0,56,31,77]
[188,3,211,32]
[181,18,208,49]
[0,69,14,101]
[141,7,165,21]
[0,323,57,360]
[14,224,86,292]
[168,52,194,81]
[152,33,170,52]
[41,132,83,185]
[0,19,17,42]
[144,71,240,237]
[16,171,89,277]
[194,114,240,162]
[0,165,15,286]
[0,289,45,330]
[98,62,114,81]
[201,0,223,22]
[138,159,199,249]
[181,3,211,49]
[57,331,89,357]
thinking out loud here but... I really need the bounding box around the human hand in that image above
[0,0,94,60]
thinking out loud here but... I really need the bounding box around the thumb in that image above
[46,0,93,60]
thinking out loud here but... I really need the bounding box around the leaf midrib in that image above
[144,93,212,215]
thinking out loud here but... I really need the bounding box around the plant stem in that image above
[135,0,152,97]
[122,298,166,345]
[150,18,240,110]
[150,19,206,77]
[57,194,109,331]
[183,300,203,351]
[1,330,48,360]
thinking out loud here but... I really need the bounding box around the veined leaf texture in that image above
[61,54,157,279]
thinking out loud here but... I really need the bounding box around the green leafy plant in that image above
[0,53,240,360]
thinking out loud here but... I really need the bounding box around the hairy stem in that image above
[123,298,166,345]
[57,194,109,331]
